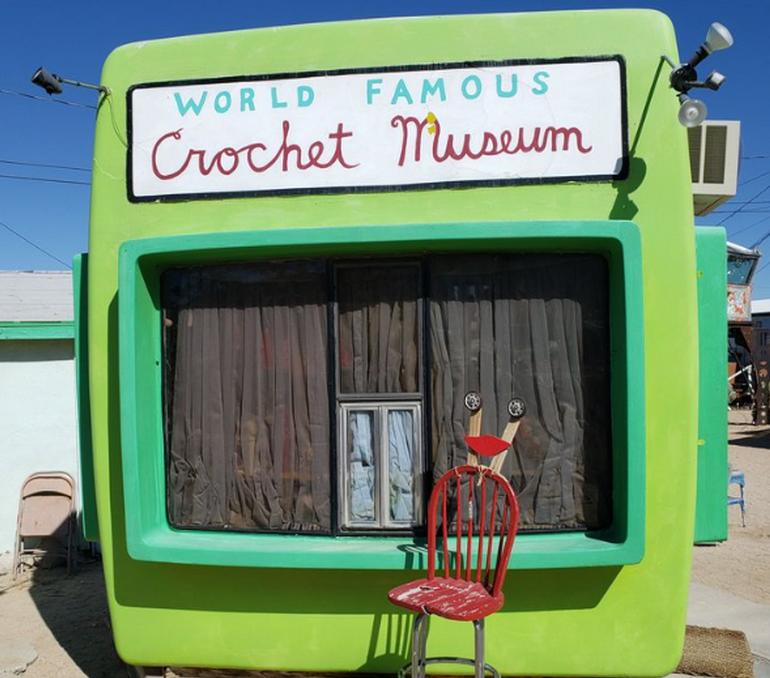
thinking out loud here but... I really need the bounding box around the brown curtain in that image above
[162,262,330,533]
[337,265,420,394]
[429,254,611,531]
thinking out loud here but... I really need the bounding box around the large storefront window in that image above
[162,253,611,535]
[162,262,331,532]
[429,254,612,531]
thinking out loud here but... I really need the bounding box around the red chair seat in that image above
[388,577,504,622]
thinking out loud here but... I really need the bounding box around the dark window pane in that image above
[162,262,331,533]
[429,254,612,532]
[337,265,420,394]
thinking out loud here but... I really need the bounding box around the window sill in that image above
[129,526,643,570]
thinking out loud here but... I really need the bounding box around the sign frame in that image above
[126,55,628,203]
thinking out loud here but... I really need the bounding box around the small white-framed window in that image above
[339,402,423,530]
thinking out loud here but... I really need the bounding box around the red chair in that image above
[388,463,520,678]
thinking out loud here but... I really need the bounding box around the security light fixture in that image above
[667,22,733,94]
[703,22,734,56]
[704,71,726,91]
[31,67,63,95]
[31,66,109,96]
[663,22,733,126]
[677,94,708,128]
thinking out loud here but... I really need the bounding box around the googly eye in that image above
[464,391,482,412]
[508,396,526,419]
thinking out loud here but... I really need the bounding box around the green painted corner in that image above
[118,220,645,571]
[694,227,728,543]
[0,321,74,340]
[73,253,99,542]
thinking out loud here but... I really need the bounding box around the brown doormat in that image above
[677,625,754,678]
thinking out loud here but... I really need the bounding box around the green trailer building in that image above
[694,226,728,544]
[76,9,712,675]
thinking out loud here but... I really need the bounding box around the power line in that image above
[752,228,770,250]
[742,155,770,160]
[0,173,89,187]
[713,209,770,214]
[0,220,71,269]
[0,87,96,110]
[719,180,770,224]
[740,169,770,187]
[0,159,90,173]
[729,215,770,238]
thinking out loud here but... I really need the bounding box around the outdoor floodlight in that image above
[704,71,726,91]
[667,22,734,94]
[703,22,734,56]
[31,67,64,95]
[30,66,109,95]
[663,22,733,126]
[677,94,708,128]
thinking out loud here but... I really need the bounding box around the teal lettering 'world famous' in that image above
[461,74,482,100]
[271,87,288,109]
[174,91,208,117]
[297,85,315,107]
[366,78,382,104]
[496,73,518,98]
[240,88,255,112]
[214,91,232,113]
[391,79,414,105]
[532,71,550,95]
[420,78,446,103]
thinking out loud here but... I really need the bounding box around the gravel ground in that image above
[690,413,770,605]
[0,562,129,677]
[0,416,767,676]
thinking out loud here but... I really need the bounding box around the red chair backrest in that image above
[427,465,520,598]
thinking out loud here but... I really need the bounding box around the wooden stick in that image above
[500,420,521,446]
[469,408,482,437]
[467,407,482,466]
[491,420,521,474]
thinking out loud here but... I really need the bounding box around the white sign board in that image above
[128,57,627,201]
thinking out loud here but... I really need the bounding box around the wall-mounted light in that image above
[31,66,109,96]
[664,22,733,126]
[677,93,708,128]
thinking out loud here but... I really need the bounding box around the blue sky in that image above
[1,1,769,289]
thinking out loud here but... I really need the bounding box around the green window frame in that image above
[118,220,645,570]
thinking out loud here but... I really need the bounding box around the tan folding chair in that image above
[12,471,76,579]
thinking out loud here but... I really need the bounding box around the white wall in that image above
[0,340,78,558]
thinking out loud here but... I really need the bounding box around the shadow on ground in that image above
[728,428,770,449]
[26,560,131,677]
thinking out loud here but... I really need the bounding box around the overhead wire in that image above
[755,258,770,276]
[728,215,770,239]
[718,179,770,224]
[714,209,770,214]
[0,220,71,269]
[739,169,770,187]
[0,173,89,186]
[0,159,90,173]
[0,87,96,110]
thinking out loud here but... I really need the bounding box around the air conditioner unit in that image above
[689,120,740,216]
